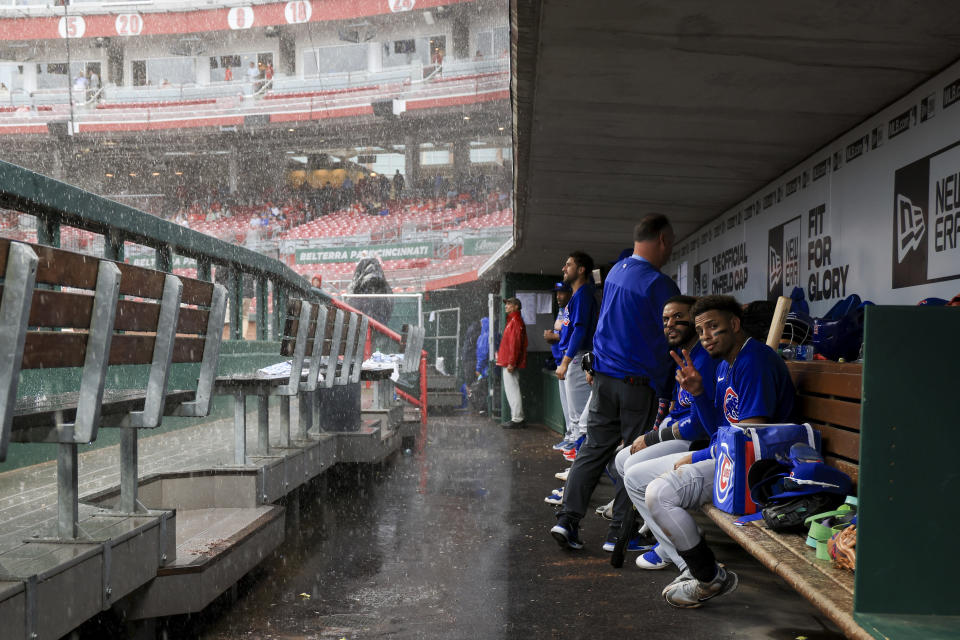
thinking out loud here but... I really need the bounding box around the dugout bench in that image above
[704,305,959,640]
[702,360,865,638]
[0,238,226,542]
[212,298,371,463]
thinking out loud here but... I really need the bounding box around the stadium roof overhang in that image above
[504,0,960,275]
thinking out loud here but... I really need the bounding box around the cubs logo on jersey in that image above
[715,443,734,501]
[723,387,740,423]
[677,388,693,408]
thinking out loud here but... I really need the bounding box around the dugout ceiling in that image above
[507,0,960,274]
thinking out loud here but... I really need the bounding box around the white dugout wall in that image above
[664,58,960,316]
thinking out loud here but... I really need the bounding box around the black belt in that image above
[622,375,650,387]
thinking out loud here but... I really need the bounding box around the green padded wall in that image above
[855,306,960,638]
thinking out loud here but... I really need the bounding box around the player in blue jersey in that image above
[628,295,795,608]
[615,294,718,514]
[555,251,598,445]
[551,214,678,552]
[617,294,719,568]
[545,282,574,449]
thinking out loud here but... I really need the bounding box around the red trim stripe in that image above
[78,115,243,132]
[406,90,510,111]
[0,125,50,135]
[425,270,479,290]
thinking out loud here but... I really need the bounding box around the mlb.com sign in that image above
[296,242,433,264]
[893,143,960,288]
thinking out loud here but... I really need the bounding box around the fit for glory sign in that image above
[806,204,850,301]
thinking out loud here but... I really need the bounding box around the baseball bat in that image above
[610,504,637,568]
[765,295,791,349]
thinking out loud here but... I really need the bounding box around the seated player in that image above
[615,295,718,565]
[623,295,795,607]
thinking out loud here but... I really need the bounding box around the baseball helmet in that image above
[783,310,813,345]
[748,458,791,507]
[813,296,872,361]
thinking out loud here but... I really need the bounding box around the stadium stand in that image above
[0,63,509,135]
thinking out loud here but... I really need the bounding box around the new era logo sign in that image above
[768,246,782,292]
[896,194,926,263]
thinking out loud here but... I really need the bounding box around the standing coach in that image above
[551,214,679,550]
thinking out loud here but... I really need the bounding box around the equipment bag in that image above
[713,423,820,515]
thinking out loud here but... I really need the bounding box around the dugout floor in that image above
[119,413,846,640]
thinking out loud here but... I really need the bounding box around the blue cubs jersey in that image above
[557,282,598,359]
[592,256,679,392]
[551,306,569,366]
[691,337,796,463]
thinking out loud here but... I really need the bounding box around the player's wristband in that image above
[643,430,661,447]
[660,425,677,442]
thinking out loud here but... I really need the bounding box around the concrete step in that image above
[119,505,285,620]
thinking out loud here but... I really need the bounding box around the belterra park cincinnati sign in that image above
[296,242,433,264]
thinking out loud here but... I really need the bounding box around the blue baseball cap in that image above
[749,443,851,506]
[554,282,571,292]
[769,462,852,500]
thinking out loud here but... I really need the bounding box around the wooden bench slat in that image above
[114,263,213,307]
[174,307,210,335]
[786,361,863,376]
[796,395,860,430]
[281,307,300,356]
[21,289,210,334]
[22,333,207,368]
[701,506,870,640]
[1,239,216,306]
[27,290,95,329]
[824,455,859,486]
[788,368,862,399]
[33,244,101,289]
[281,301,336,357]
[179,277,216,308]
[810,422,861,463]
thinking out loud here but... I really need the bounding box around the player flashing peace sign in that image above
[670,348,704,399]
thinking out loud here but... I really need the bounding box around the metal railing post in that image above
[273,281,286,341]
[156,244,173,272]
[419,351,428,427]
[104,231,124,261]
[231,268,243,340]
[197,257,212,282]
[37,214,61,248]
[256,276,268,341]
